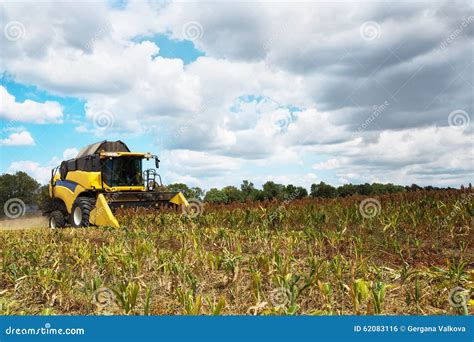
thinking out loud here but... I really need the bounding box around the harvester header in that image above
[44,140,188,228]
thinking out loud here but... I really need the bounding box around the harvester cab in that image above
[44,140,188,229]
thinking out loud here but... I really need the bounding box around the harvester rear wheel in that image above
[49,210,66,229]
[71,197,95,228]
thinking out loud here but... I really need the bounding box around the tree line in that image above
[167,180,461,204]
[0,172,464,216]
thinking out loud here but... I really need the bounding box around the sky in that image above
[0,0,473,190]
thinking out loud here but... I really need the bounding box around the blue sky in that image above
[0,35,204,168]
[0,1,472,189]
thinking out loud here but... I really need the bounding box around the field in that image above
[0,190,472,315]
[0,216,47,231]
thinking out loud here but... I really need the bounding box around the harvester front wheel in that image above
[71,197,95,228]
[49,210,66,229]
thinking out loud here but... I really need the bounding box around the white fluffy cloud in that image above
[7,160,50,183]
[163,149,242,178]
[310,126,473,185]
[62,147,79,160]
[6,147,83,184]
[0,86,63,123]
[0,130,35,146]
[7,41,165,97]
[0,1,110,61]
[1,0,472,187]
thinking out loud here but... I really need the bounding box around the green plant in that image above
[371,281,386,314]
[177,289,202,315]
[206,296,226,315]
[351,279,369,314]
[112,282,140,314]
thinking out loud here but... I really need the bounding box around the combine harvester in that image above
[43,140,188,228]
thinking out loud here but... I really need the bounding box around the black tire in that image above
[49,210,66,229]
[70,197,95,228]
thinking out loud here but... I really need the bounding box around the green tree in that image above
[189,187,205,200]
[310,182,336,198]
[240,180,263,201]
[0,171,41,204]
[204,188,228,204]
[240,180,252,192]
[358,183,372,196]
[0,172,41,216]
[407,184,422,192]
[371,183,385,195]
[167,183,205,200]
[167,183,190,195]
[384,183,405,194]
[284,184,308,200]
[222,186,244,203]
[294,186,308,199]
[337,184,357,197]
[262,181,285,200]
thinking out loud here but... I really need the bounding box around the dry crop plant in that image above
[0,190,472,315]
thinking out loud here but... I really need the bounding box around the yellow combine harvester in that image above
[44,140,188,228]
